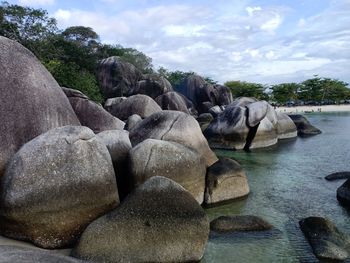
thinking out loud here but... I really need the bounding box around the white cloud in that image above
[246,6,262,16]
[260,13,282,32]
[51,1,350,84]
[18,0,54,6]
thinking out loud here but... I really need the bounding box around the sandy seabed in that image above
[276,104,350,114]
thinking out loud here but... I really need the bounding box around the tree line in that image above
[1,2,349,105]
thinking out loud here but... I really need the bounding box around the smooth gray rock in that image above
[337,179,350,207]
[155,91,193,114]
[197,113,214,124]
[104,97,127,112]
[326,172,350,181]
[130,110,218,167]
[107,94,162,120]
[64,88,125,133]
[62,87,89,99]
[0,245,85,263]
[299,217,350,261]
[246,101,269,127]
[210,215,272,233]
[71,176,209,263]
[205,157,249,206]
[131,74,173,99]
[288,114,321,136]
[125,114,142,131]
[97,56,142,98]
[276,112,297,139]
[0,126,119,249]
[96,130,132,199]
[129,139,206,203]
[0,36,80,178]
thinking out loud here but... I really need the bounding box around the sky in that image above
[9,0,350,85]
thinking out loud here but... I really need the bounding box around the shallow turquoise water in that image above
[203,112,350,263]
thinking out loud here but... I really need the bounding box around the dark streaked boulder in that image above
[0,36,80,178]
[288,114,321,136]
[63,87,125,133]
[155,91,193,114]
[131,74,173,99]
[97,56,142,98]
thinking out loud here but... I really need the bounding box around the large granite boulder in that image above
[72,176,210,263]
[210,215,272,233]
[204,105,249,150]
[288,114,321,136]
[299,217,350,261]
[155,91,194,114]
[176,74,218,113]
[204,98,297,150]
[104,97,127,112]
[96,130,132,200]
[204,157,249,206]
[337,179,350,207]
[97,56,143,98]
[130,74,173,99]
[276,112,297,139]
[0,36,80,178]
[0,126,119,248]
[0,246,85,263]
[129,110,218,166]
[129,139,206,203]
[125,114,142,130]
[106,94,162,120]
[212,84,233,106]
[62,87,125,133]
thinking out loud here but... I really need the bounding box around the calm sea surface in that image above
[203,112,350,263]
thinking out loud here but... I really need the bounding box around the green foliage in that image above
[157,67,195,89]
[271,83,301,104]
[44,60,103,103]
[0,1,57,45]
[62,26,99,47]
[224,81,269,100]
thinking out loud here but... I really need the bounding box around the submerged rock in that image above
[0,36,80,178]
[129,139,206,203]
[337,179,350,207]
[205,157,249,206]
[288,114,321,136]
[130,110,218,167]
[0,246,85,263]
[0,126,119,248]
[72,176,209,263]
[325,171,350,181]
[299,217,350,261]
[210,215,272,233]
[106,94,162,120]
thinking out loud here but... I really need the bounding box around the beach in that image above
[276,104,350,114]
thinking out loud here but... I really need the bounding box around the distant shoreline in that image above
[276,104,350,114]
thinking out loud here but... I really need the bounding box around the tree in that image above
[0,1,57,45]
[271,83,300,104]
[157,68,195,89]
[62,26,99,47]
[224,80,268,100]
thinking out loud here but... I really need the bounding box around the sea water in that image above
[203,112,350,263]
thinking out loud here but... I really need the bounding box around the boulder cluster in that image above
[0,36,252,262]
